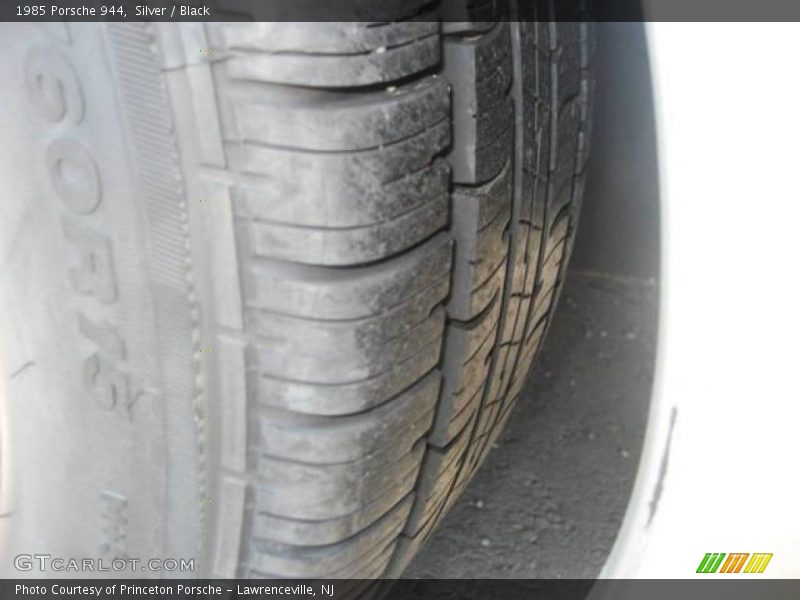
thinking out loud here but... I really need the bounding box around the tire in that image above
[0,3,591,580]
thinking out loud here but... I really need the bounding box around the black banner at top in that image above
[3,0,800,22]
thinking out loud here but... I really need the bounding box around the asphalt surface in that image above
[406,269,658,578]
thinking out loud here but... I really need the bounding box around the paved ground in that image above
[406,269,658,578]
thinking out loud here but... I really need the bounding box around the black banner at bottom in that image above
[5,579,800,600]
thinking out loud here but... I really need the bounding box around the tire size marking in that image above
[25,39,133,419]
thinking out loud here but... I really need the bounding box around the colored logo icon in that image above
[697,553,773,574]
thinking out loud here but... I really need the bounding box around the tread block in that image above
[243,233,451,321]
[257,372,439,464]
[445,22,513,184]
[229,77,450,152]
[249,307,445,384]
[215,20,440,87]
[253,336,443,416]
[403,413,475,536]
[219,20,437,54]
[231,123,451,265]
[247,495,413,578]
[550,100,582,217]
[232,135,450,228]
[253,440,425,522]
[448,163,512,320]
[429,296,501,446]
[252,487,416,548]
[245,194,448,266]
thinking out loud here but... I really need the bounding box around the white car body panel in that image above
[603,22,800,579]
